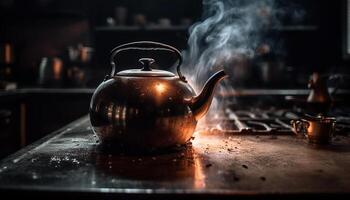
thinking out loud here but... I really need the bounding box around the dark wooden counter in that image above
[0,116,349,199]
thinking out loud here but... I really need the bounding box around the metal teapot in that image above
[306,72,345,114]
[89,41,227,150]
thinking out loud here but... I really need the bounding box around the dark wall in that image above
[0,0,348,88]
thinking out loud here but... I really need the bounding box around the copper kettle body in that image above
[89,41,227,150]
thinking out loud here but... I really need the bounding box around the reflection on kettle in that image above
[94,146,205,185]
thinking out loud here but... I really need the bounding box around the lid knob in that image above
[139,58,155,71]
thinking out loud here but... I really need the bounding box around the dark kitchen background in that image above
[0,0,349,157]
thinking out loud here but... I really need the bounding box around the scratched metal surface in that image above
[0,116,349,198]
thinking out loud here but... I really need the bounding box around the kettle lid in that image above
[116,58,175,77]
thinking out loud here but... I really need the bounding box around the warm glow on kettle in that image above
[155,83,166,94]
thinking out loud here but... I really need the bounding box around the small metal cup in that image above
[291,115,336,144]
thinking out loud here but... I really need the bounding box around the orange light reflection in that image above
[193,154,206,189]
[155,83,166,94]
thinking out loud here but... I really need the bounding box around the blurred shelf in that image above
[95,25,190,32]
[269,25,319,31]
[0,10,87,20]
[95,25,318,33]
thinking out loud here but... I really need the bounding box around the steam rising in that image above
[182,0,304,120]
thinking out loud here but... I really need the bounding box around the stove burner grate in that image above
[203,107,349,135]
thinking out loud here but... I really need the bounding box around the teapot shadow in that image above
[96,141,192,156]
[93,145,204,181]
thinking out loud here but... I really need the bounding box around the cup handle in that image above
[291,119,309,137]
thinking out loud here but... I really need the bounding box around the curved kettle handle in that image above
[109,41,185,81]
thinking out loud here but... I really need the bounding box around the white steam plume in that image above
[181,0,304,121]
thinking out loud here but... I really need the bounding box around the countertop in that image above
[0,116,349,199]
[0,88,95,103]
[0,88,95,96]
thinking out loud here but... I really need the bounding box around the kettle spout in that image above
[188,70,228,121]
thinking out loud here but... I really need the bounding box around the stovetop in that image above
[202,102,350,135]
